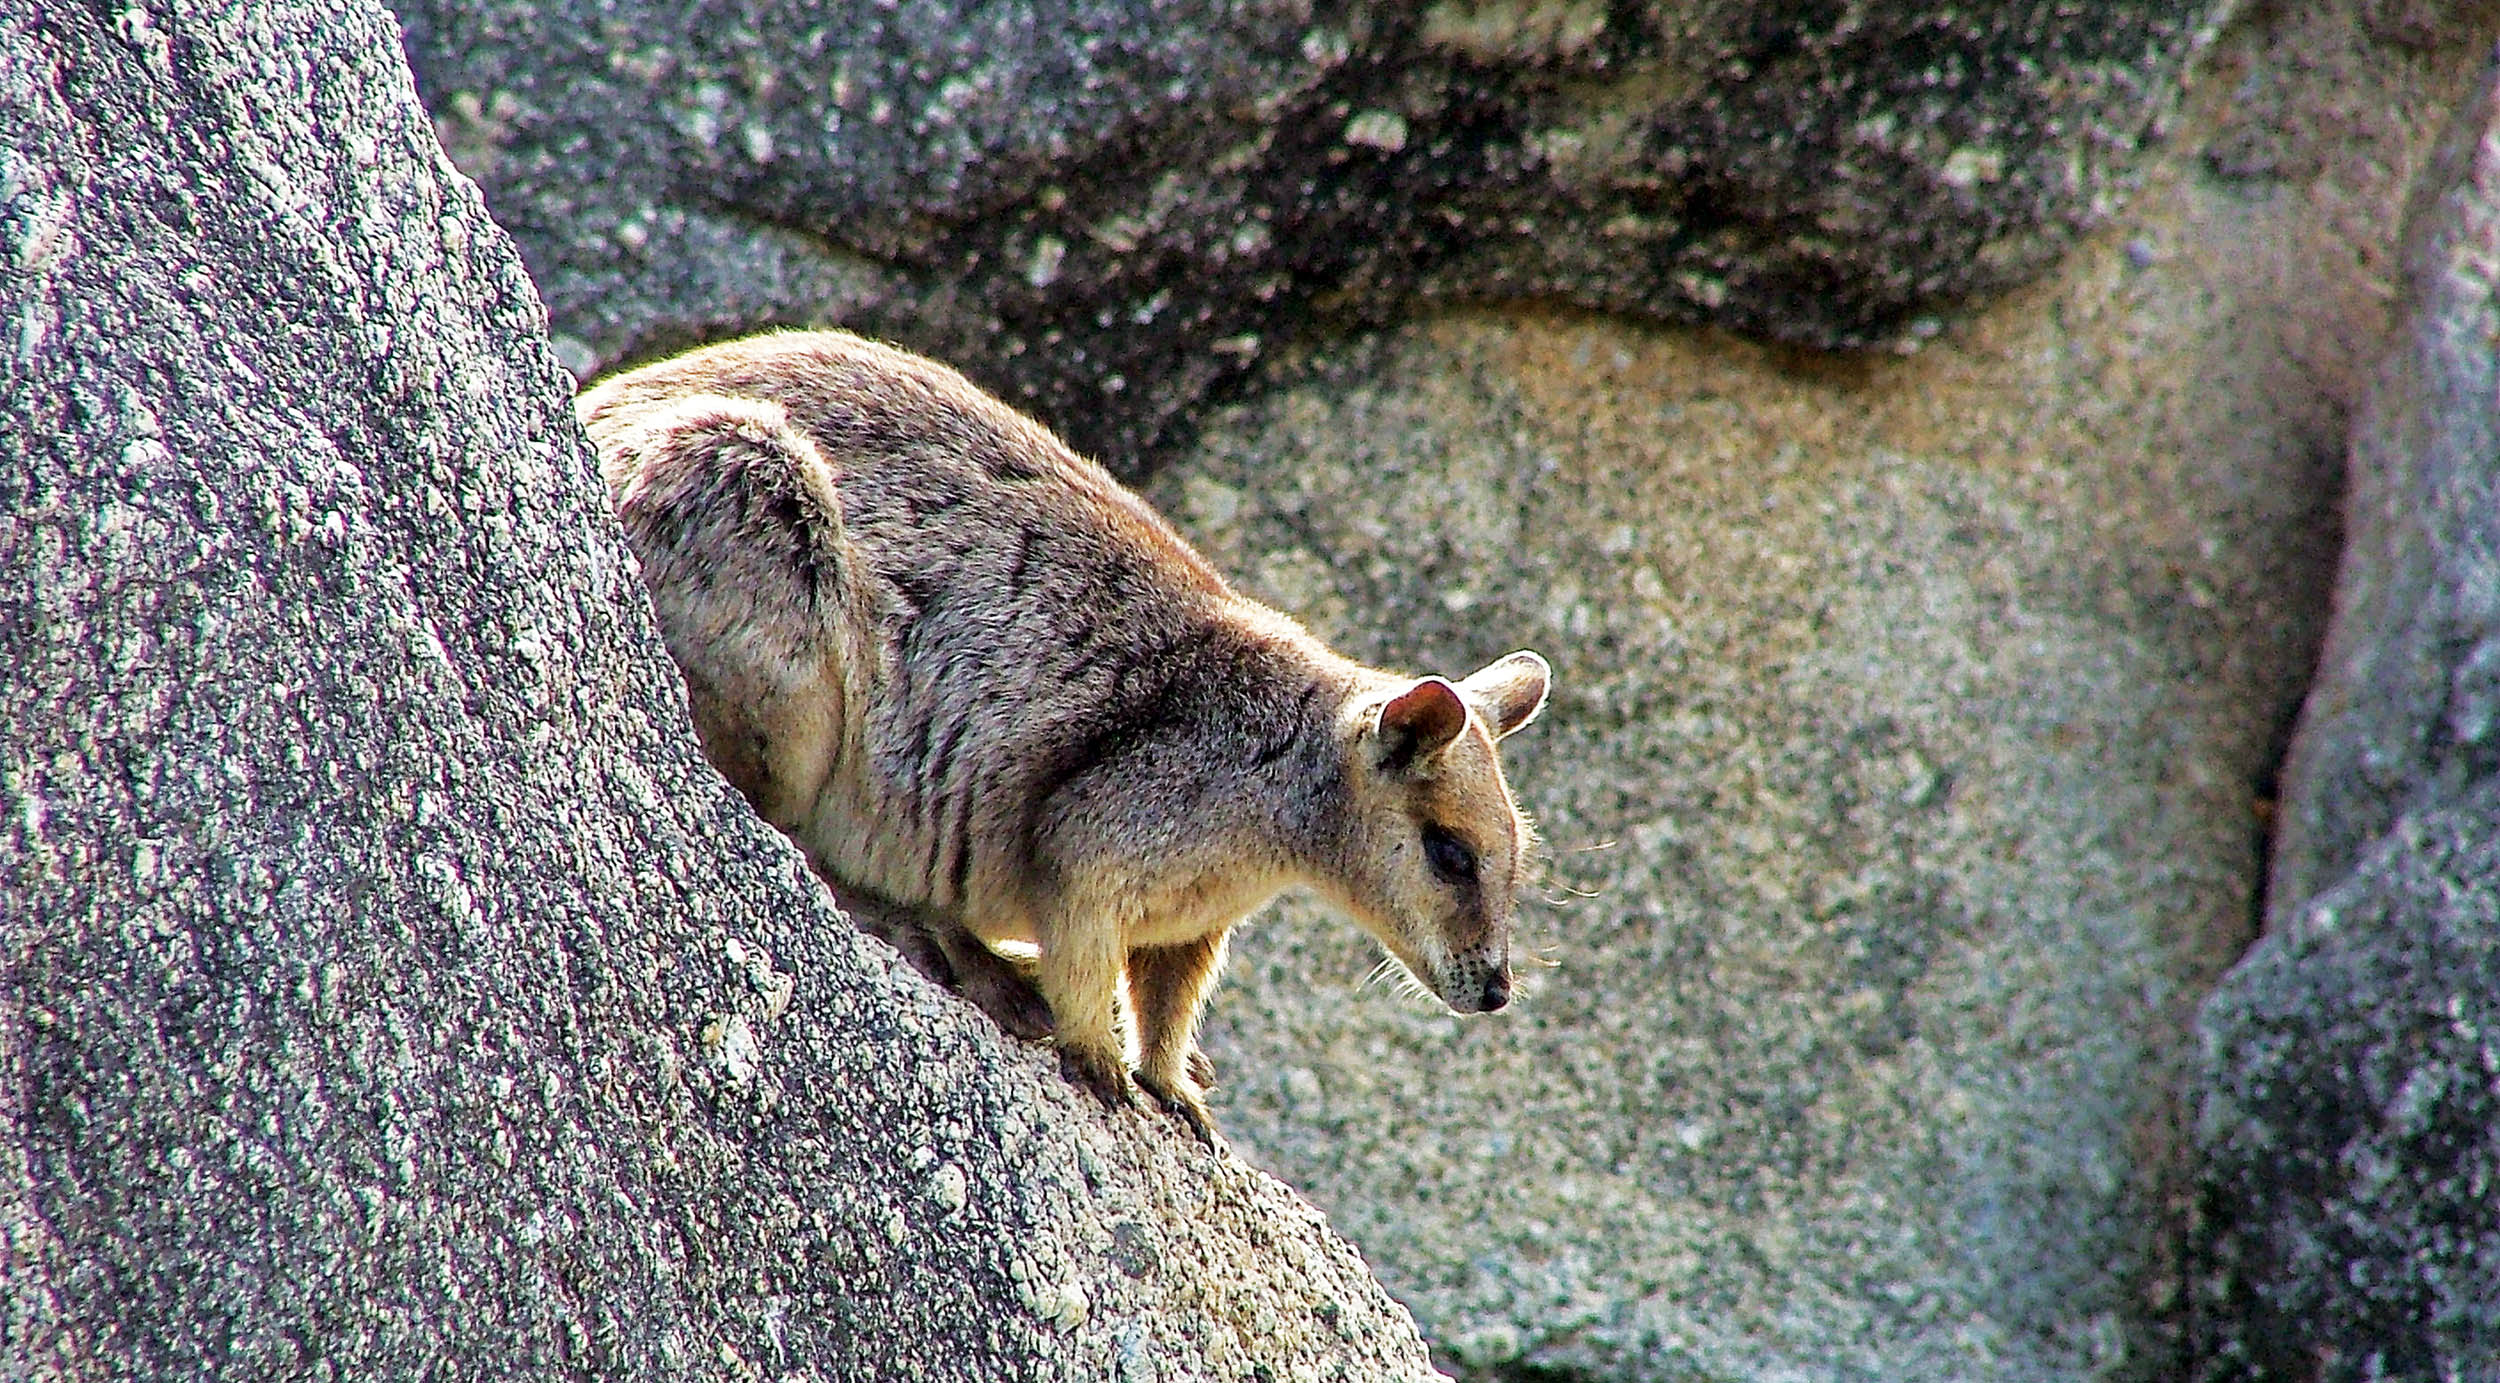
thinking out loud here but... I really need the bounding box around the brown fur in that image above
[579,330,1550,1141]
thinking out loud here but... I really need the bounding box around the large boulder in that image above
[2258,46,2500,931]
[2191,52,2500,1382]
[394,0,2232,463]
[0,3,1436,1377]
[1145,8,2497,1378]
[2194,787,2500,1381]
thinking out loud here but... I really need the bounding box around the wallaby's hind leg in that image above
[821,885,972,1003]
[594,392,884,831]
[823,885,1053,1039]
[934,928,1054,1041]
[1130,932,1229,1145]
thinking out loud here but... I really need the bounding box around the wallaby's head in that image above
[1322,650,1551,1015]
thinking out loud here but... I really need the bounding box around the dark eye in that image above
[1422,824,1477,885]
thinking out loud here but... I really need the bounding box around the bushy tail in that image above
[583,392,885,829]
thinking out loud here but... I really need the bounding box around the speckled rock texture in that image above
[2261,49,2500,933]
[1143,9,2498,1379]
[2191,52,2500,1383]
[393,0,2233,464]
[0,4,1438,1378]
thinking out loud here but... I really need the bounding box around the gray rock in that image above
[2194,786,2500,1382]
[1146,258,2324,1378]
[2192,54,2500,1383]
[394,0,2231,464]
[0,4,1436,1378]
[1115,13,2500,1375]
[2262,53,2500,929]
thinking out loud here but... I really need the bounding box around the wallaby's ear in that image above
[1457,650,1551,739]
[1374,677,1469,773]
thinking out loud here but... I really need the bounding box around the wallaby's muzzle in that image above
[1478,969,1513,1012]
[1435,944,1513,1014]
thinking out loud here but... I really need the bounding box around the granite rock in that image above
[0,4,1437,1377]
[2195,787,2500,1382]
[1144,9,2497,1375]
[394,0,2233,464]
[2192,48,2500,1383]
[2260,44,2500,930]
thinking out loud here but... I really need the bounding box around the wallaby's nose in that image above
[1479,968,1512,1012]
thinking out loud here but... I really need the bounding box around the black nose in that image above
[1479,970,1512,1012]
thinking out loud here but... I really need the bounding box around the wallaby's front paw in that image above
[1058,1044,1139,1110]
[1138,1070,1222,1149]
[843,896,958,991]
[1186,1047,1218,1091]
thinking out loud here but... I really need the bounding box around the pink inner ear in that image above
[1382,677,1468,755]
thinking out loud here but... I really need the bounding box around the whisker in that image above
[1394,971,1437,1008]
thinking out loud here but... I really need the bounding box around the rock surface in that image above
[2192,51,2500,1383]
[394,0,2231,464]
[1148,8,2496,1379]
[2260,46,2500,929]
[0,4,1436,1378]
[2194,788,2500,1383]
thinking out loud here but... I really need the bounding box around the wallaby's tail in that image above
[581,391,885,828]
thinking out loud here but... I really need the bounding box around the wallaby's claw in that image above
[1138,1070,1223,1149]
[1059,1045,1140,1110]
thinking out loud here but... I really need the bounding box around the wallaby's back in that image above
[581,331,1350,928]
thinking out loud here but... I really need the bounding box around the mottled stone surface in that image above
[2192,49,2500,1383]
[2260,45,2500,930]
[1143,9,2497,1376]
[2195,788,2500,1383]
[0,4,1436,1378]
[394,0,2231,464]
[1159,305,2299,1380]
[12,0,2491,1377]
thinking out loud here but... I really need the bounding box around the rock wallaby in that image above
[579,330,1551,1141]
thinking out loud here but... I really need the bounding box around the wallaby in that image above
[579,330,1550,1141]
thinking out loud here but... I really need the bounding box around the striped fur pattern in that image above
[580,330,1550,1141]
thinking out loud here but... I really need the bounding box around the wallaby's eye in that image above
[1422,824,1476,885]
